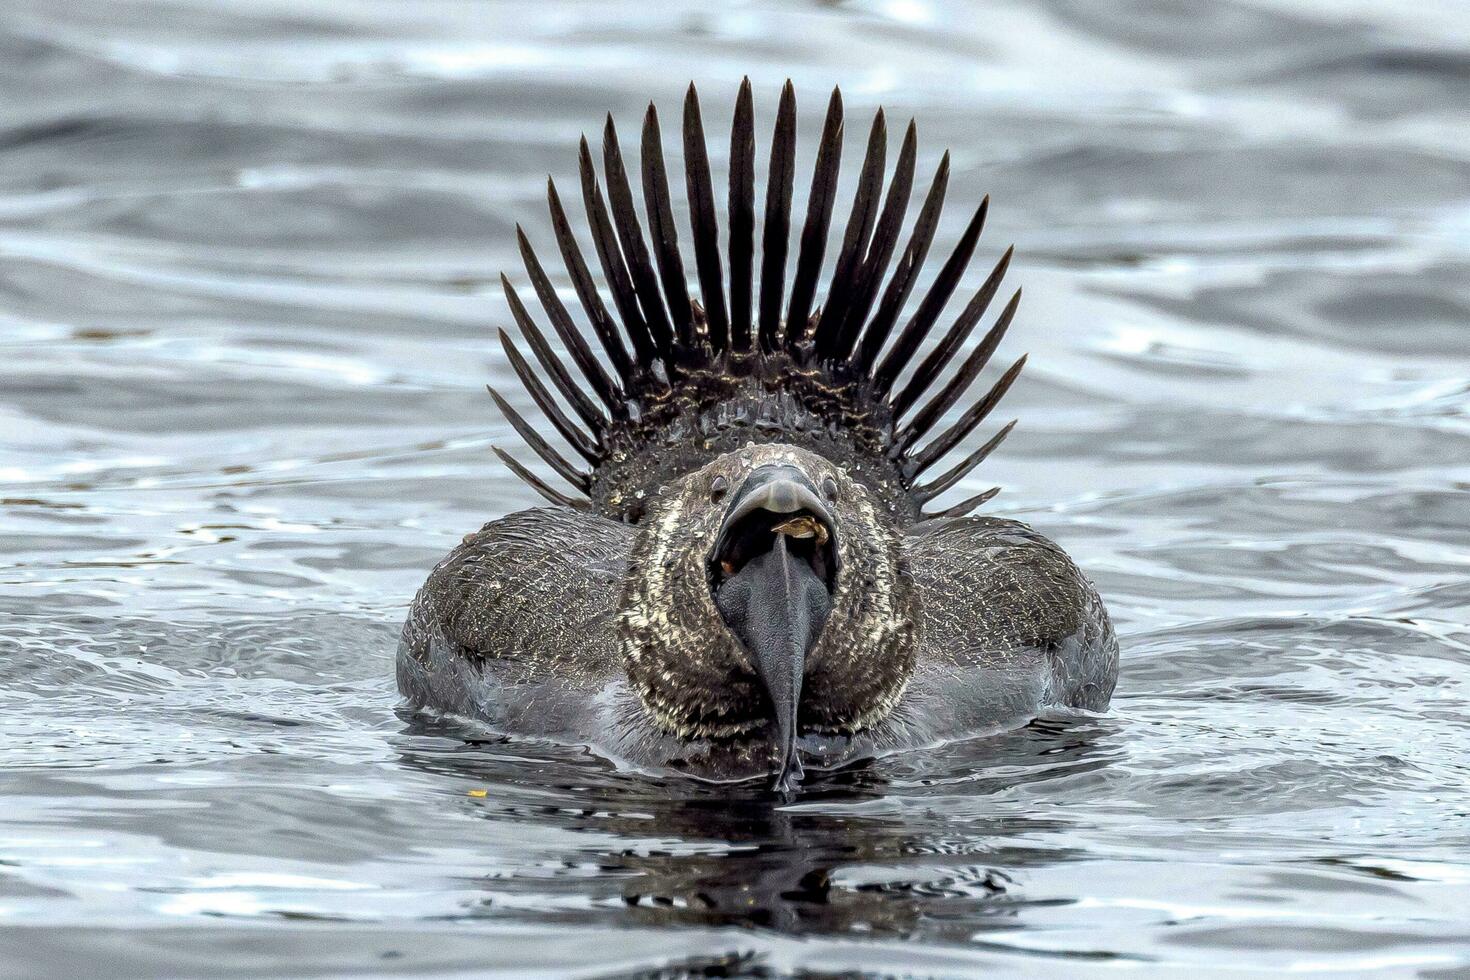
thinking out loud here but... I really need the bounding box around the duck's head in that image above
[619,443,919,790]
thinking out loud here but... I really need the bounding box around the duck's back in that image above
[398,509,631,739]
[890,516,1116,746]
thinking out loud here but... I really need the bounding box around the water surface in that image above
[3,1,1469,975]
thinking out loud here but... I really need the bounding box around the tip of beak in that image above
[772,754,804,796]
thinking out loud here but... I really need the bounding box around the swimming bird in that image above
[399,80,1117,790]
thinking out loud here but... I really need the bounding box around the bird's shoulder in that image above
[406,506,633,672]
[905,515,1092,652]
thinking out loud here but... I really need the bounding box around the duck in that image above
[398,79,1118,790]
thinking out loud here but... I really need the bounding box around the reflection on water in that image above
[2,0,1469,975]
[396,716,1113,941]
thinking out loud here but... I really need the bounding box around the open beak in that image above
[710,465,838,793]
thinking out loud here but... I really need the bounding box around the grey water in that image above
[2,0,1469,975]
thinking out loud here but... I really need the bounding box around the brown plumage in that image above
[399,80,1117,788]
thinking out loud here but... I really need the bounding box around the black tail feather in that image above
[922,485,1001,522]
[682,84,730,351]
[897,289,1022,452]
[494,447,589,510]
[728,78,756,351]
[498,329,599,464]
[871,195,988,396]
[546,177,634,387]
[515,227,624,416]
[812,108,886,357]
[852,150,948,373]
[785,87,843,345]
[828,119,917,363]
[910,352,1027,476]
[603,117,675,357]
[640,105,695,349]
[914,419,1016,501]
[578,137,657,366]
[758,81,797,352]
[500,274,607,434]
[486,385,591,492]
[493,81,1027,520]
[890,246,1013,419]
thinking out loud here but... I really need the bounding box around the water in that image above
[2,0,1469,975]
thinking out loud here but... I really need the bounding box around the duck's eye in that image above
[821,475,839,502]
[710,475,729,502]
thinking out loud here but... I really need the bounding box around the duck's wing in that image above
[894,516,1118,740]
[397,507,635,735]
[493,79,1024,527]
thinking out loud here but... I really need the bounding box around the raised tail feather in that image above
[493,78,1023,524]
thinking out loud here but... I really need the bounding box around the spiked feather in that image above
[498,329,599,463]
[915,419,1016,501]
[785,88,844,344]
[826,119,917,363]
[493,447,588,510]
[602,118,674,356]
[576,138,657,365]
[897,291,1023,453]
[500,274,606,434]
[546,178,633,386]
[812,108,886,356]
[682,85,729,350]
[494,80,1026,522]
[640,106,694,348]
[872,196,988,395]
[728,78,756,350]
[515,227,624,416]
[891,250,1013,419]
[853,150,948,372]
[911,353,1028,476]
[757,81,796,351]
[486,385,590,492]
[923,485,1001,522]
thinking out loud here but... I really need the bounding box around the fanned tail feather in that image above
[494,79,1025,522]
